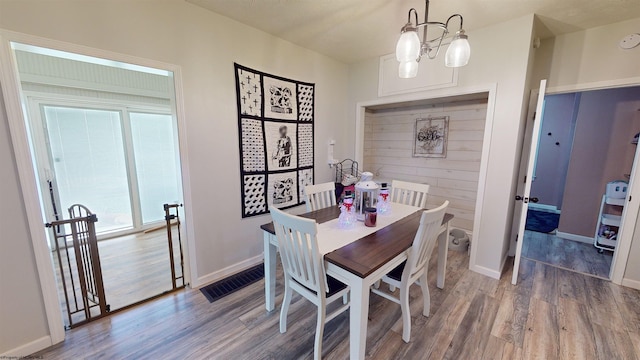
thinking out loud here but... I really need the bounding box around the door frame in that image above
[0,29,197,345]
[354,82,498,278]
[514,76,640,286]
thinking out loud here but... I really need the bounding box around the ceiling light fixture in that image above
[395,0,470,78]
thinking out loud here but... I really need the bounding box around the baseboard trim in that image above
[470,263,501,280]
[0,335,52,358]
[621,278,640,290]
[193,254,264,289]
[556,231,593,245]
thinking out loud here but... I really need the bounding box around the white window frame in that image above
[25,92,179,239]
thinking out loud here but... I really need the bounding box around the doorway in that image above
[11,43,188,327]
[521,86,640,278]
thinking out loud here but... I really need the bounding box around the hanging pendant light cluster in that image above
[395,0,470,78]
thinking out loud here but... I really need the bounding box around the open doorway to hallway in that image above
[522,86,640,278]
[11,42,188,327]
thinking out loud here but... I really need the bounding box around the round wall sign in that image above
[619,33,640,50]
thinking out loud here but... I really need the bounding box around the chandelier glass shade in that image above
[395,0,470,78]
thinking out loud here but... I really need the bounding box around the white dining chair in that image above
[370,201,449,343]
[390,180,430,208]
[304,182,337,212]
[270,207,350,360]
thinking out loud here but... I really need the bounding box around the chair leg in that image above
[280,281,293,333]
[389,284,396,292]
[342,293,348,305]
[420,274,431,317]
[373,280,381,289]
[314,302,327,360]
[400,283,411,343]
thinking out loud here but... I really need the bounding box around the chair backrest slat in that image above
[390,180,430,208]
[304,182,337,212]
[405,201,449,279]
[270,207,328,293]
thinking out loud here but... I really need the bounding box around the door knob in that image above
[530,197,539,203]
[515,195,523,201]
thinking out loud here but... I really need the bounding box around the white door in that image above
[511,79,547,285]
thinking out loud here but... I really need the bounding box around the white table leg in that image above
[348,276,369,360]
[436,222,450,289]
[264,231,277,312]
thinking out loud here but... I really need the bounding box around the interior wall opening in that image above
[522,85,640,279]
[362,92,490,244]
[11,42,188,328]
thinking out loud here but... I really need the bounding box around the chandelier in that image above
[395,0,471,78]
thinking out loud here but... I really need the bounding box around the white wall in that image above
[533,17,640,89]
[363,99,488,231]
[0,0,350,354]
[349,15,537,277]
[0,85,50,355]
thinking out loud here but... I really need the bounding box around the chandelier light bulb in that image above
[395,29,421,62]
[445,30,471,68]
[399,60,419,78]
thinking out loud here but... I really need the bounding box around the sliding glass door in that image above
[130,112,181,224]
[40,104,180,235]
[44,106,133,233]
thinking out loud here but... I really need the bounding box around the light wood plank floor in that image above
[522,230,613,279]
[52,227,183,326]
[37,246,640,359]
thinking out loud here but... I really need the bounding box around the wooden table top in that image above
[260,206,454,278]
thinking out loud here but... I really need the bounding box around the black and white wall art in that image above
[235,64,315,217]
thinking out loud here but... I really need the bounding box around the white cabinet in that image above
[594,195,624,252]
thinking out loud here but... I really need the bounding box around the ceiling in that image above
[186,0,640,63]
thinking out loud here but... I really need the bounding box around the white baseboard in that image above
[621,278,640,290]
[470,263,501,280]
[193,254,264,289]
[555,231,593,244]
[528,203,561,214]
[0,335,52,358]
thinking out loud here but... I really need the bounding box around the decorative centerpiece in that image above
[355,172,379,221]
[377,182,391,215]
[338,191,356,229]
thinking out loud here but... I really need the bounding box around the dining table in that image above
[260,202,454,360]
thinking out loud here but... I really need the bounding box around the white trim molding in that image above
[470,263,502,280]
[0,336,52,358]
[621,278,640,290]
[0,31,66,346]
[193,254,264,289]
[378,53,458,97]
[555,231,594,245]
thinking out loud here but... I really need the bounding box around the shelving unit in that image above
[594,194,624,252]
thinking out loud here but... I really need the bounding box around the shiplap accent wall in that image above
[363,99,488,231]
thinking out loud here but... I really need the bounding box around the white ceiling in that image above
[186,0,640,63]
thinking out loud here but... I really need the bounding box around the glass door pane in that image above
[44,106,133,233]
[129,112,181,224]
